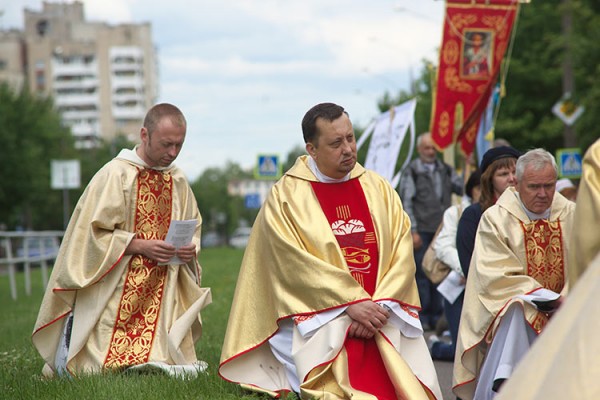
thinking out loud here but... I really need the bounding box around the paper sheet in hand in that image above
[159,219,197,265]
[436,270,465,304]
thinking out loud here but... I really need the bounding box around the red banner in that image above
[430,0,519,155]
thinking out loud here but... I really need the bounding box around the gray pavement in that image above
[425,331,455,400]
[434,358,455,400]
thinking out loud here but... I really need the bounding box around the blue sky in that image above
[2,0,445,180]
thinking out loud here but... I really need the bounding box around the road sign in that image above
[244,193,262,209]
[556,148,582,178]
[254,154,281,180]
[51,159,81,189]
[552,95,584,126]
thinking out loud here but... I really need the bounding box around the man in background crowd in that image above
[399,132,463,330]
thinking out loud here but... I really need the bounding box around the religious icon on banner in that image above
[462,31,492,80]
[430,0,522,156]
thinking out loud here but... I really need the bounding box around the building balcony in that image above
[110,46,143,61]
[112,92,144,103]
[54,93,100,107]
[69,121,101,138]
[112,105,145,120]
[60,109,100,120]
[52,62,98,78]
[53,77,99,90]
[110,76,144,89]
[111,63,143,73]
[74,136,102,150]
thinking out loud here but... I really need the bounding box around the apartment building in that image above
[0,1,158,148]
[0,29,26,91]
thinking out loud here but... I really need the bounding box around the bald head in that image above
[417,132,437,164]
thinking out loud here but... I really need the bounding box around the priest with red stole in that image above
[219,103,441,399]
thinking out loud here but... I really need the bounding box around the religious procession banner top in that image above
[430,0,520,155]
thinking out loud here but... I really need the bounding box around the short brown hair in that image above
[143,103,186,136]
[301,103,347,144]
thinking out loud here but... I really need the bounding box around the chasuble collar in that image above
[497,187,572,222]
[286,155,366,182]
[116,147,176,173]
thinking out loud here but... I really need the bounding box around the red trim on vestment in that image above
[453,300,543,392]
[218,299,373,382]
[32,310,72,336]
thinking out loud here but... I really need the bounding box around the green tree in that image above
[282,144,306,172]
[568,0,600,151]
[494,0,600,154]
[65,135,137,219]
[0,83,75,230]
[190,161,255,241]
[374,0,600,169]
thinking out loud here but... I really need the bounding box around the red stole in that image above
[311,179,396,400]
[104,169,172,368]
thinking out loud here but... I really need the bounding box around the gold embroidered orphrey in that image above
[521,219,566,332]
[104,169,173,368]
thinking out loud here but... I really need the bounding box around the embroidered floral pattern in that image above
[104,169,172,368]
[521,219,565,293]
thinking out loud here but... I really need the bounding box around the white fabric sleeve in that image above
[294,301,424,340]
[433,205,464,276]
[268,319,301,392]
[377,300,423,338]
[294,306,348,338]
[268,299,425,391]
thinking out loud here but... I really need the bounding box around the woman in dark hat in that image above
[456,146,521,278]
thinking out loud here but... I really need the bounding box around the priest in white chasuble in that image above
[33,103,211,377]
[568,138,600,285]
[453,149,576,400]
[493,138,600,400]
[219,103,441,400]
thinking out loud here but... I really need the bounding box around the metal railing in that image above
[0,231,64,300]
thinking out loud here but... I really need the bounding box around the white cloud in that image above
[4,0,445,180]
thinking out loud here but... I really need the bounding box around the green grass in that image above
[0,247,296,400]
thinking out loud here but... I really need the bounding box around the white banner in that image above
[358,98,416,189]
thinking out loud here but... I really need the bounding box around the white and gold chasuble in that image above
[569,138,600,285]
[496,140,600,399]
[219,156,441,399]
[453,187,575,400]
[495,253,600,400]
[32,151,211,376]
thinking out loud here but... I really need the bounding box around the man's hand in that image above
[411,231,423,250]
[345,301,390,339]
[125,238,176,264]
[175,243,197,263]
[348,321,376,339]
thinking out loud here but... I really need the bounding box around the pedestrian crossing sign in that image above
[254,154,281,180]
[556,148,582,178]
